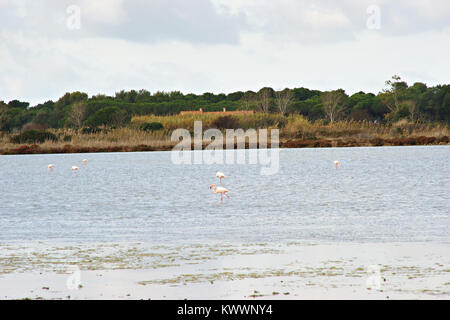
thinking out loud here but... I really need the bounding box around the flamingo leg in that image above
[225,192,230,199]
[220,193,223,201]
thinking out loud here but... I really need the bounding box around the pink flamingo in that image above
[210,184,230,201]
[216,171,226,184]
[333,160,340,169]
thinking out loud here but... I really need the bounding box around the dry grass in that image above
[0,115,448,154]
[132,113,449,141]
[131,113,287,131]
[282,118,449,141]
[0,127,174,154]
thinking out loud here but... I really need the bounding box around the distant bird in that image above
[72,166,79,171]
[210,184,230,201]
[82,159,88,164]
[216,171,226,184]
[333,160,340,169]
[47,164,55,170]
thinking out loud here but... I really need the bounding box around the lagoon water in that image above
[0,146,449,244]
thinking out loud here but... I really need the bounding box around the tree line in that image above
[0,75,449,132]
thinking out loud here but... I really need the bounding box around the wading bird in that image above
[72,166,79,171]
[82,159,88,164]
[210,184,230,201]
[47,164,54,170]
[334,160,340,169]
[216,171,226,184]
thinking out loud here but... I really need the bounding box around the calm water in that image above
[0,146,449,244]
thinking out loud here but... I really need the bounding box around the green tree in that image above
[55,92,88,110]
[321,90,347,123]
[69,102,87,128]
[256,87,274,113]
[33,111,51,128]
[379,75,408,117]
[85,106,130,127]
[8,100,29,109]
[227,91,244,101]
[241,91,256,110]
[292,87,321,101]
[275,89,294,114]
[0,102,8,131]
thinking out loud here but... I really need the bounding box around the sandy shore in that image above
[0,242,449,300]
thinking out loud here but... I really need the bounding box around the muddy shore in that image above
[1,135,448,155]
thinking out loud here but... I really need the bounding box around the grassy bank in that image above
[0,114,448,155]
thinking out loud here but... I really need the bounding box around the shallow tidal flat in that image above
[1,146,448,299]
[0,241,449,299]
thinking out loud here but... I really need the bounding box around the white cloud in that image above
[79,0,125,25]
[0,0,246,44]
[0,0,449,105]
[214,0,450,42]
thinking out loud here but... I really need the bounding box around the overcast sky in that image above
[1,0,449,105]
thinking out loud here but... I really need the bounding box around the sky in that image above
[1,0,449,106]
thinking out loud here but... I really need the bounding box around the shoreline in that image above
[1,135,449,155]
[1,241,449,300]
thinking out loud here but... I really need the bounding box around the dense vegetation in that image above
[9,130,58,144]
[0,76,448,134]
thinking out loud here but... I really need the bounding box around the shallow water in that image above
[0,146,449,244]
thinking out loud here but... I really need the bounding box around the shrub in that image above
[212,116,238,130]
[276,117,287,128]
[10,130,58,144]
[81,127,102,134]
[140,122,164,132]
[63,135,72,142]
[256,116,275,128]
[22,123,47,132]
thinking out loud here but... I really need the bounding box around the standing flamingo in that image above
[216,172,226,184]
[333,160,340,169]
[47,164,55,170]
[82,159,88,164]
[72,166,79,171]
[210,184,230,201]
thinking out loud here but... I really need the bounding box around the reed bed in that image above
[132,114,449,140]
[0,114,448,154]
[131,113,288,131]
